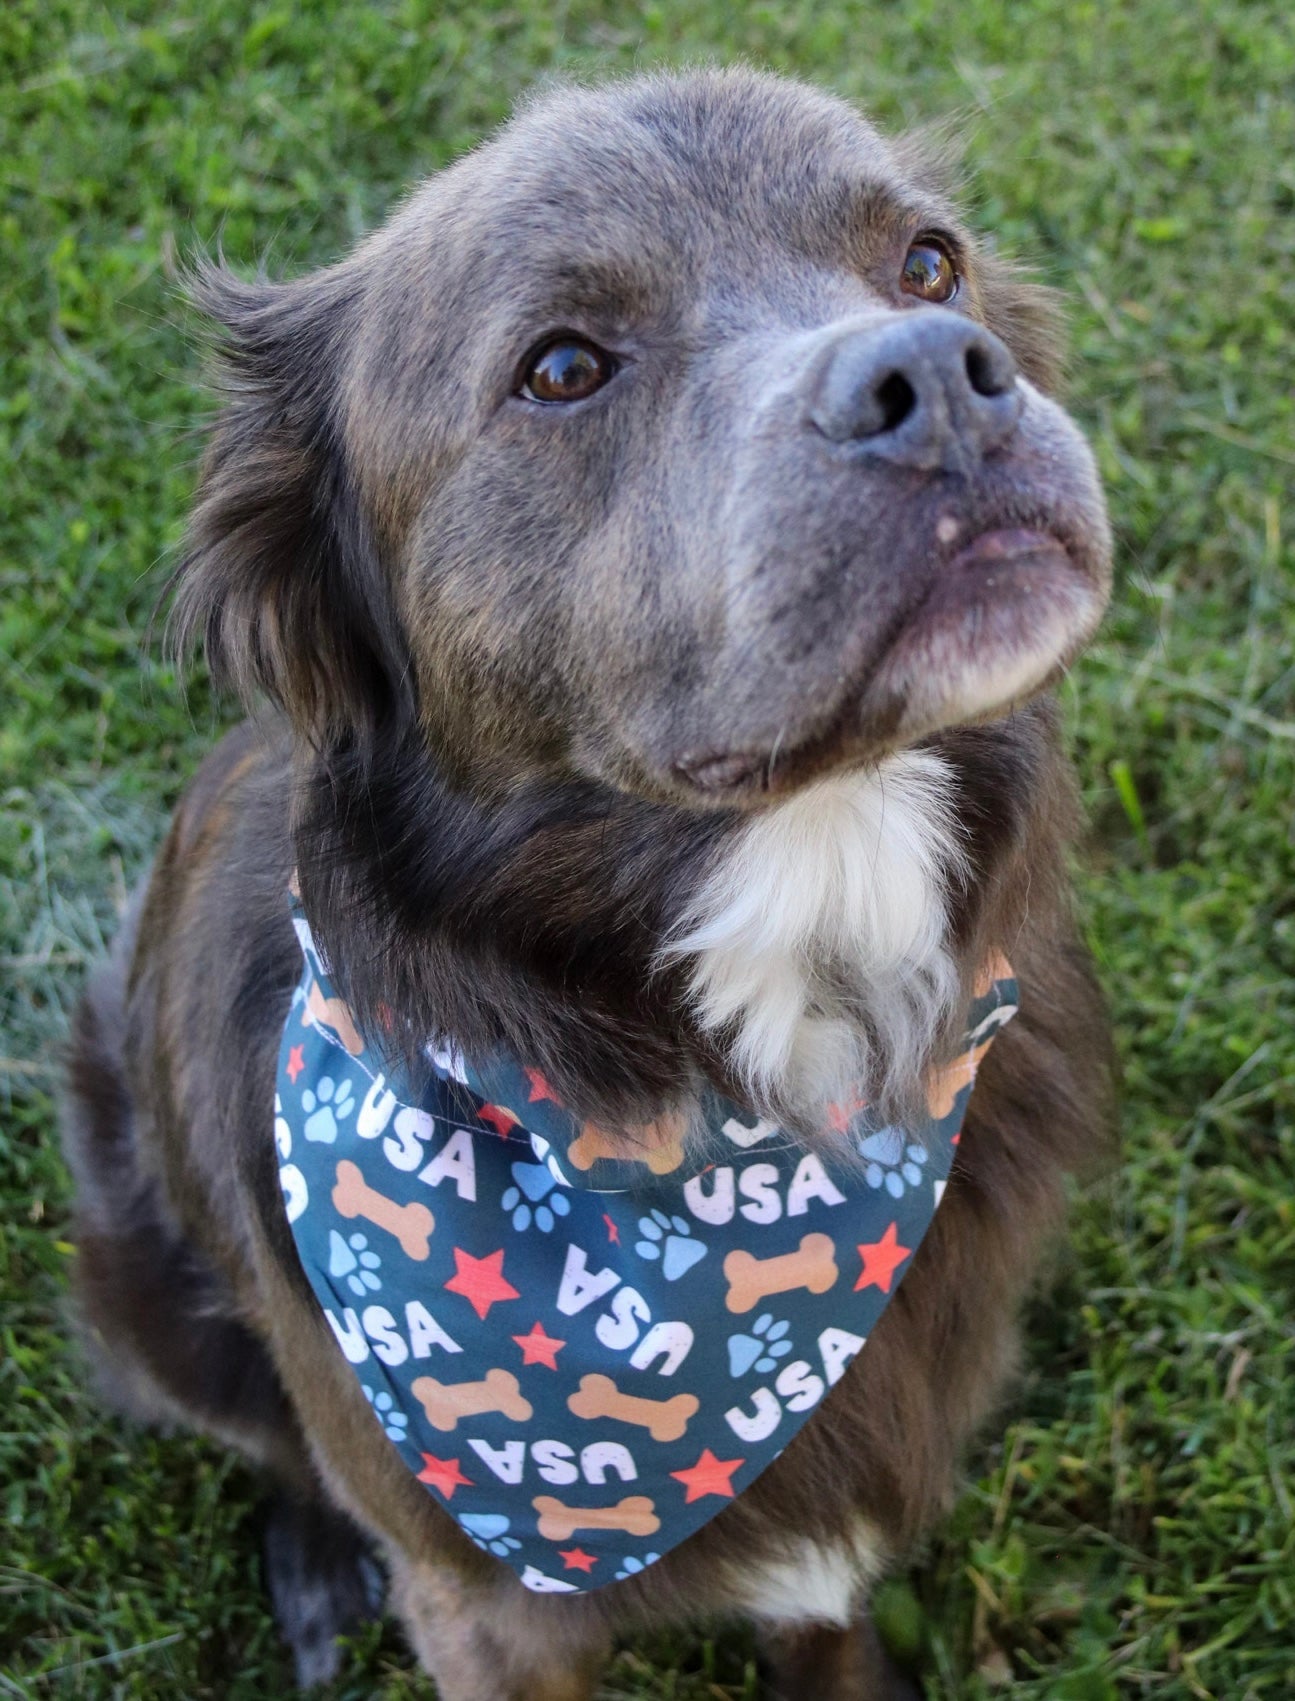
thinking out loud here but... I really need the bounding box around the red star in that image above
[477,1102,519,1137]
[602,1212,620,1245]
[285,1044,305,1084]
[512,1321,566,1369]
[670,1448,744,1504]
[525,1068,563,1105]
[825,1091,867,1134]
[444,1248,520,1320]
[416,1453,474,1499]
[558,1547,597,1573]
[854,1222,911,1295]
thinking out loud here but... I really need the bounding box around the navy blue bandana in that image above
[276,898,1016,1594]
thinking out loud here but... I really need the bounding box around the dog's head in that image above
[178,68,1110,812]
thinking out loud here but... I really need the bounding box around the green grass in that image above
[2,1,1292,1695]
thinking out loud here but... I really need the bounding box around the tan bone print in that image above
[331,1159,435,1259]
[303,978,366,1057]
[532,1494,661,1542]
[925,1039,994,1120]
[723,1231,838,1314]
[566,1111,688,1175]
[973,951,1014,998]
[411,1368,533,1433]
[566,1373,699,1442]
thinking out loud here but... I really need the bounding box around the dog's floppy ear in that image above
[170,257,411,742]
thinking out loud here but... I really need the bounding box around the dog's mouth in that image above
[856,520,1103,735]
[670,509,1108,804]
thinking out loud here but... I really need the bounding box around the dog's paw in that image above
[262,1494,385,1691]
[500,1161,572,1233]
[301,1075,356,1145]
[634,1208,706,1280]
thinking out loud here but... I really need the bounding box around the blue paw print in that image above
[634,1209,706,1280]
[857,1129,929,1198]
[363,1385,408,1443]
[614,1552,661,1580]
[727,1312,794,1377]
[460,1513,523,1558]
[301,1075,356,1144]
[500,1161,572,1233]
[330,1229,382,1295]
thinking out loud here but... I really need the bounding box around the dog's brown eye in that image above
[901,240,959,304]
[520,339,616,403]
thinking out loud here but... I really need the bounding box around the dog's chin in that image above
[849,526,1107,748]
[652,526,1106,810]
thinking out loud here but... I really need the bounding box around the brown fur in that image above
[63,68,1113,1697]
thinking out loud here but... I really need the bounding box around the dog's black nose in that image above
[809,313,1022,471]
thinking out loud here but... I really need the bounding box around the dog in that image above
[62,67,1114,1699]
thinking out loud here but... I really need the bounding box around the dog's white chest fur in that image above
[728,1521,888,1627]
[669,753,965,1113]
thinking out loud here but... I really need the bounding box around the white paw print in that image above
[301,1075,356,1144]
[329,1229,382,1295]
[634,1208,707,1280]
[363,1385,408,1443]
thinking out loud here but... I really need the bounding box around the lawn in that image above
[2,1,1292,1696]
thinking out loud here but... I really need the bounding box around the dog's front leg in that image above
[761,1613,923,1701]
[388,1554,612,1701]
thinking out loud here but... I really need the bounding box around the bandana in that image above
[276,898,1016,1594]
